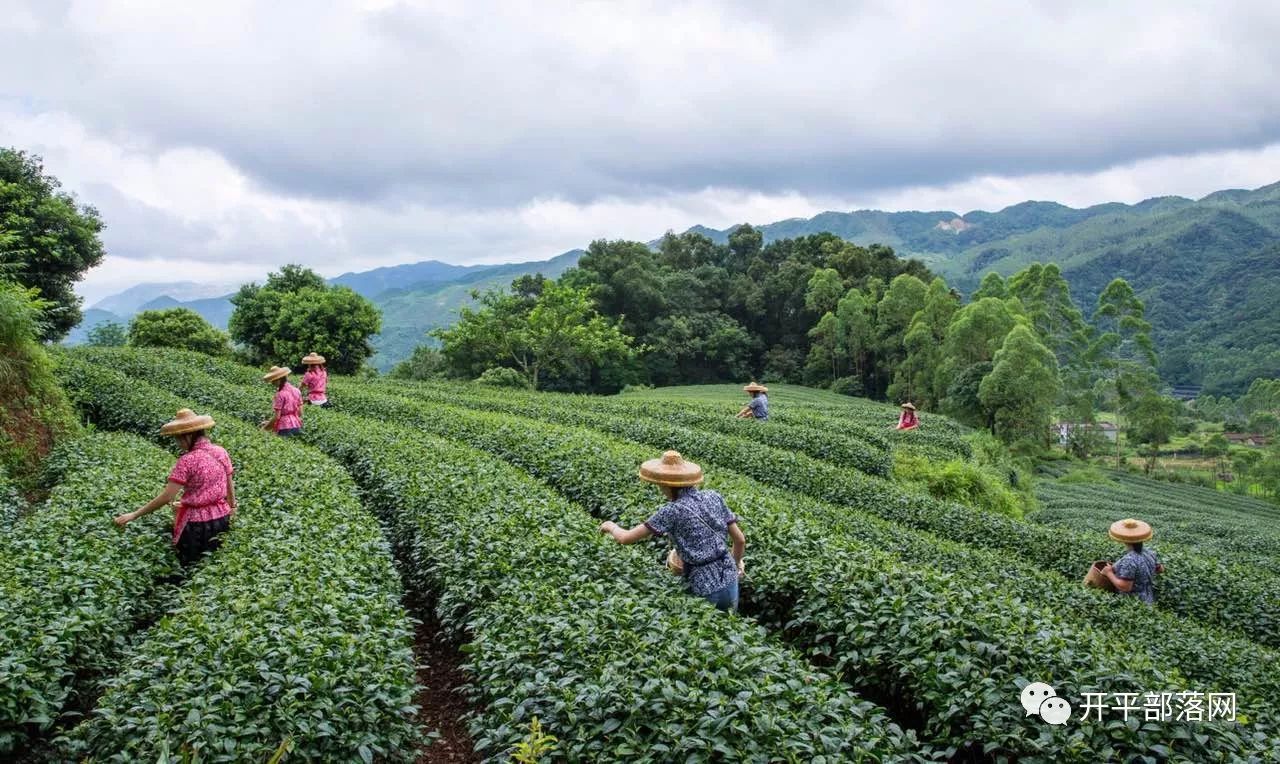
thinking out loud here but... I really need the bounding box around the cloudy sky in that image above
[4,1,1280,304]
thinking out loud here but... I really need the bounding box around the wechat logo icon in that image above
[1021,682,1072,725]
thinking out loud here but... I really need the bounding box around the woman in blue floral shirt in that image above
[737,382,769,420]
[599,450,746,611]
[1101,518,1164,605]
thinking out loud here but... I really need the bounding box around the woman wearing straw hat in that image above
[599,451,746,611]
[113,409,236,567]
[300,353,329,407]
[895,402,919,430]
[1101,518,1165,604]
[736,382,769,420]
[261,366,303,437]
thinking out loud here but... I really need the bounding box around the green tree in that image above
[645,311,756,386]
[229,265,381,373]
[128,308,232,357]
[893,277,959,406]
[978,325,1061,444]
[391,345,447,380]
[0,149,106,340]
[85,321,127,347]
[804,268,844,316]
[1089,278,1158,466]
[1007,263,1089,367]
[1129,394,1180,473]
[834,287,876,392]
[972,272,1008,300]
[1203,432,1230,477]
[804,311,839,386]
[874,274,929,394]
[268,288,382,374]
[435,280,635,391]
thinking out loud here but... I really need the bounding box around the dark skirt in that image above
[176,515,231,566]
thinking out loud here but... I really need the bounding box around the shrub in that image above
[475,366,530,389]
[829,375,864,397]
[894,451,1025,518]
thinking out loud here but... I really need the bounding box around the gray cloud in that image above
[5,1,1280,304]
[6,1,1280,207]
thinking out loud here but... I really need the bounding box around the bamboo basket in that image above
[1083,560,1114,591]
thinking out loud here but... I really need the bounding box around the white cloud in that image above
[2,2,1280,304]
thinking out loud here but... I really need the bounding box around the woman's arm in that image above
[227,476,238,514]
[729,523,746,576]
[261,412,279,431]
[114,481,182,526]
[598,520,653,545]
[1101,563,1134,592]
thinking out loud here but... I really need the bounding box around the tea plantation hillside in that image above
[5,346,1278,762]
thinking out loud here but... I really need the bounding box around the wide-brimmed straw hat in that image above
[901,402,917,410]
[639,450,704,487]
[743,382,768,394]
[1109,518,1153,544]
[302,352,326,365]
[160,408,215,436]
[262,366,291,383]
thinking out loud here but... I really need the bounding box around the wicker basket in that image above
[666,548,684,575]
[1083,560,1114,591]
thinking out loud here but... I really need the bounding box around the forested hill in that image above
[680,181,1280,394]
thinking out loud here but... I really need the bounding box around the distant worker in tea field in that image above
[895,402,919,430]
[1100,518,1164,605]
[113,409,236,567]
[736,381,769,420]
[261,365,303,437]
[300,352,329,407]
[599,450,746,612]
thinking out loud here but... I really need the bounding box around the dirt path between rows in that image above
[413,611,480,764]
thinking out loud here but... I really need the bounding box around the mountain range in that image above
[68,250,584,371]
[69,181,1280,392]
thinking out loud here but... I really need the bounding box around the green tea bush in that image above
[326,385,1277,761]
[52,359,420,762]
[0,433,176,754]
[304,408,915,761]
[0,464,21,526]
[376,380,1280,648]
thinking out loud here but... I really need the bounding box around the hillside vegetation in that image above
[11,344,1278,761]
[72,181,1280,388]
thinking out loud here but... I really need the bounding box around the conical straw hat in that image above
[743,381,768,393]
[160,408,215,436]
[302,352,325,365]
[1109,518,1153,543]
[638,450,704,487]
[262,366,291,383]
[901,402,917,410]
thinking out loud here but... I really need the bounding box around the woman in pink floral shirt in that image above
[300,352,329,407]
[114,409,236,566]
[261,365,303,436]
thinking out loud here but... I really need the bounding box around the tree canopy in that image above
[434,279,635,391]
[229,264,381,374]
[0,149,105,340]
[128,308,232,357]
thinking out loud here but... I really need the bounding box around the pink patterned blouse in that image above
[273,382,303,431]
[302,367,328,403]
[167,438,234,543]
